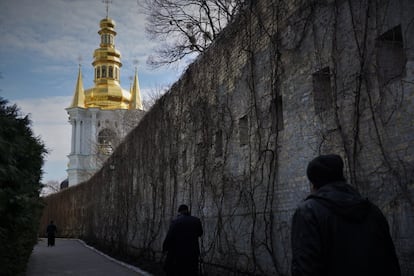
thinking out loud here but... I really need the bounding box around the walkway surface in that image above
[26,238,151,276]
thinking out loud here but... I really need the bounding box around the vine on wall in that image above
[41,0,414,275]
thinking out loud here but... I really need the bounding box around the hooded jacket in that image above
[291,181,400,276]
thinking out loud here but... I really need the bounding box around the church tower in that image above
[66,15,144,186]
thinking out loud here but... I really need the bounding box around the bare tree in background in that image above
[41,180,60,196]
[141,0,245,67]
[142,84,169,110]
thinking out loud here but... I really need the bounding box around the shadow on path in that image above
[26,238,150,276]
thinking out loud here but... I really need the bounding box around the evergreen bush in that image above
[0,98,46,275]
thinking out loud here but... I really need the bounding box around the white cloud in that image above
[15,96,72,181]
[0,0,156,69]
[0,0,186,182]
[1,0,186,83]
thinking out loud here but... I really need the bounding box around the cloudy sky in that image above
[0,0,186,183]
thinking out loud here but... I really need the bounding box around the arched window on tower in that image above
[101,34,111,44]
[109,66,113,78]
[96,67,100,79]
[102,65,107,78]
[97,128,117,155]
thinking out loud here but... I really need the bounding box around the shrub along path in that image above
[26,238,150,276]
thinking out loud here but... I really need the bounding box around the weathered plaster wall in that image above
[42,1,414,275]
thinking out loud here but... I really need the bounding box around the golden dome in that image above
[84,85,131,110]
[88,16,128,110]
[100,17,116,30]
[68,16,143,111]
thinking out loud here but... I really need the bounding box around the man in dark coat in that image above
[46,220,57,247]
[291,154,401,276]
[163,204,203,276]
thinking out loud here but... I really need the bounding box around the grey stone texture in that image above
[42,1,414,275]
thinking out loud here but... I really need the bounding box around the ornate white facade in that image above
[66,16,144,186]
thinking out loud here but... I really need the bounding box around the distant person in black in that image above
[291,154,401,276]
[46,220,57,247]
[163,204,203,276]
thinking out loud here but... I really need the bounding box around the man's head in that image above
[178,204,190,215]
[307,154,345,189]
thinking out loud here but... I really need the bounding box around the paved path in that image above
[26,238,151,276]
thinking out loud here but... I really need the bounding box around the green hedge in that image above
[0,98,46,276]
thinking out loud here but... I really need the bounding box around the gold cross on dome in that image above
[102,0,112,18]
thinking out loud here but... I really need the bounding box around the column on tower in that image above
[90,109,98,155]
[75,119,81,154]
[70,119,76,154]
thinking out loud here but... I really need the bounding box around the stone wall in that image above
[41,1,414,275]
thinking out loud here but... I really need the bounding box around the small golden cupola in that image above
[69,65,85,108]
[83,17,138,110]
[129,68,143,110]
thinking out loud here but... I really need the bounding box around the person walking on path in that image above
[291,154,401,276]
[46,220,57,247]
[163,204,203,276]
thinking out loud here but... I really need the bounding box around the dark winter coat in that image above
[163,214,203,276]
[291,181,400,276]
[46,223,57,238]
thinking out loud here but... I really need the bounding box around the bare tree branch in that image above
[41,180,60,196]
[142,85,169,110]
[141,0,245,67]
